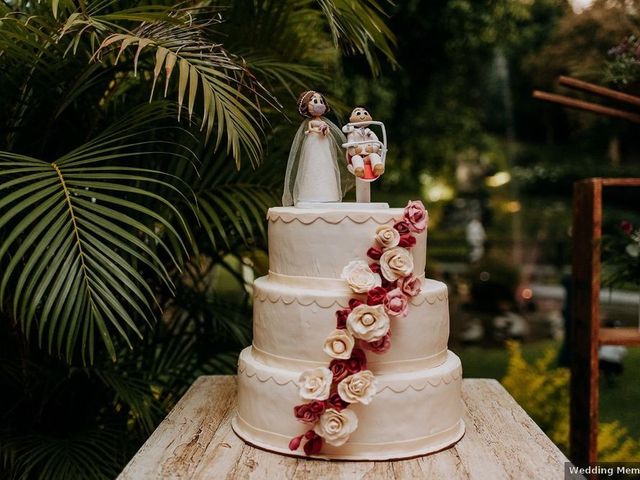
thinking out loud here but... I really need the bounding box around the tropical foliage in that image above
[0,0,395,477]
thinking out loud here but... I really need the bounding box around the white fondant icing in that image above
[233,204,463,460]
[252,277,450,373]
[267,207,427,278]
[234,348,464,460]
[296,201,389,210]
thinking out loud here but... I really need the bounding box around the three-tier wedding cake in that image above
[232,202,465,460]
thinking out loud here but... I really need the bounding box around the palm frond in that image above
[242,56,328,97]
[0,105,195,363]
[316,0,397,75]
[94,11,278,168]
[196,185,277,252]
[1,428,122,480]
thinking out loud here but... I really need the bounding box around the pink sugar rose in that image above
[404,200,427,233]
[398,274,422,297]
[384,288,409,317]
[362,331,392,354]
[367,286,387,305]
[294,401,326,424]
[398,233,416,248]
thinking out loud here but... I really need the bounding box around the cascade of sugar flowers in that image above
[289,201,427,455]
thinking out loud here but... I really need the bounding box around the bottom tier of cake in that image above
[233,347,465,460]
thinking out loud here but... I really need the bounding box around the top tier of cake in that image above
[267,206,427,279]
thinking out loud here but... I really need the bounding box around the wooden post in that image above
[570,178,602,467]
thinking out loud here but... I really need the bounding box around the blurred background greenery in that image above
[1,0,640,478]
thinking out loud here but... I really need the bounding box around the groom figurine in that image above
[342,107,384,178]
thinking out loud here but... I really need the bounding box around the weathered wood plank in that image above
[599,327,640,346]
[461,379,567,480]
[117,376,572,480]
[119,376,236,480]
[571,178,602,467]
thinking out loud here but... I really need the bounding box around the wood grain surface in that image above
[118,376,571,480]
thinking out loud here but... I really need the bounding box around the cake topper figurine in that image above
[282,91,352,207]
[342,106,388,203]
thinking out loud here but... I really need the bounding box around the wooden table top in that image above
[118,376,572,479]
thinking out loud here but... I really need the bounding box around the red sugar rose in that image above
[369,262,381,274]
[294,401,326,424]
[329,348,367,382]
[367,246,383,260]
[362,331,392,354]
[346,347,367,373]
[398,233,416,248]
[328,358,350,383]
[348,298,363,310]
[393,220,411,235]
[381,276,396,290]
[335,308,350,329]
[621,220,633,235]
[303,433,323,455]
[327,392,349,411]
[289,435,303,451]
[367,286,387,305]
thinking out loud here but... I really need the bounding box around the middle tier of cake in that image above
[252,275,450,373]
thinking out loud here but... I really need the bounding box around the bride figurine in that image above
[282,91,352,206]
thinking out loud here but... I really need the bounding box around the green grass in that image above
[457,341,640,437]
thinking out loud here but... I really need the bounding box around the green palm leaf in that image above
[188,149,279,252]
[1,428,122,480]
[0,106,194,363]
[94,11,278,168]
[316,0,397,75]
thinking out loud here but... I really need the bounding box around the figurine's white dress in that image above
[282,118,352,206]
[295,129,340,203]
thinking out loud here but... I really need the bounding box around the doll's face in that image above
[350,107,372,124]
[307,93,327,116]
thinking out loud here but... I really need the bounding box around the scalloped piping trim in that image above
[238,356,462,393]
[238,360,298,387]
[253,289,448,308]
[268,211,403,226]
[377,368,462,393]
[250,343,449,374]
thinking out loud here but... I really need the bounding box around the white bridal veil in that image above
[282,118,354,206]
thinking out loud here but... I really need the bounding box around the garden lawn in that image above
[457,341,640,439]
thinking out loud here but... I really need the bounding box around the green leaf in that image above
[0,106,195,363]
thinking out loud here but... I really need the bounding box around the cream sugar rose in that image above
[233,200,464,460]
